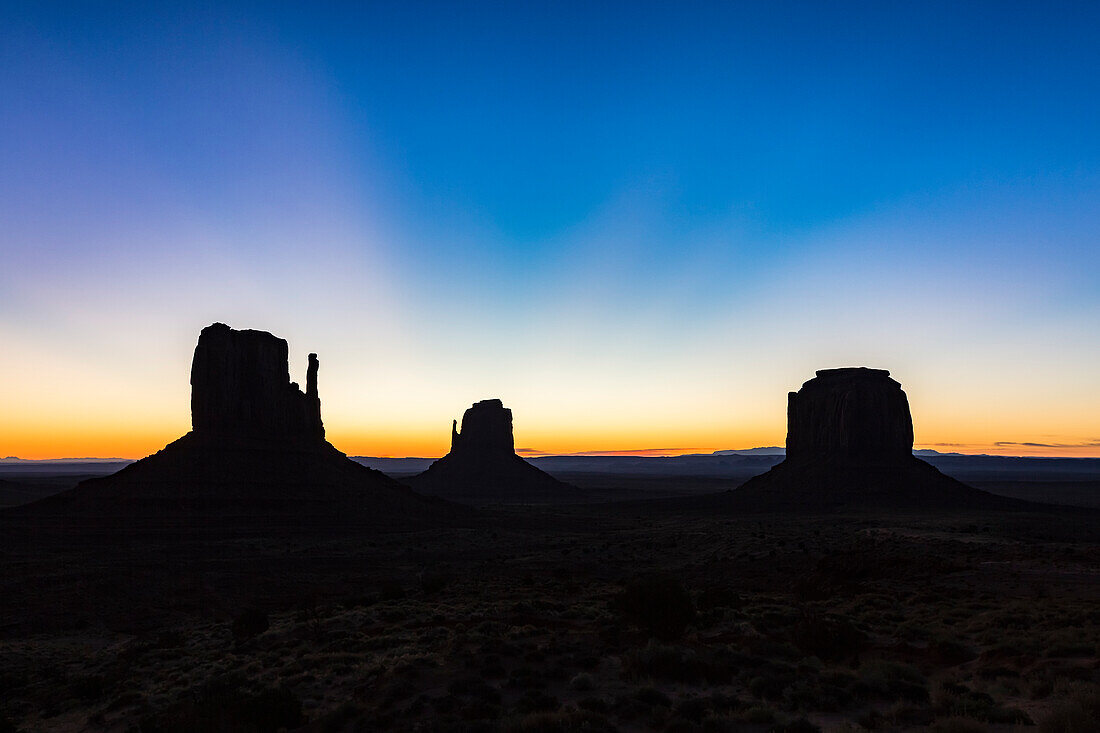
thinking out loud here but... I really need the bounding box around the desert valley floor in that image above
[0,469,1097,733]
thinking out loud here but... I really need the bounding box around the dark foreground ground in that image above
[1,483,1098,733]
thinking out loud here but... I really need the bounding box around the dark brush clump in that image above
[138,676,302,733]
[789,610,865,663]
[610,572,697,641]
[230,609,269,645]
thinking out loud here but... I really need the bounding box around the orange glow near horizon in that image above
[3,362,1098,460]
[5,424,1100,461]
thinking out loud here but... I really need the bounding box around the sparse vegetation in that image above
[1,510,1095,730]
[611,572,696,641]
[230,609,269,644]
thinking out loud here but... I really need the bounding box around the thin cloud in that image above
[993,440,1100,448]
[517,448,688,457]
[560,448,686,457]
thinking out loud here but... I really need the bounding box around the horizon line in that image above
[7,446,1100,462]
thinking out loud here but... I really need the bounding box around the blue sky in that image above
[2,1,1099,457]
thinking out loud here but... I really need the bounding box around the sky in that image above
[2,1,1099,459]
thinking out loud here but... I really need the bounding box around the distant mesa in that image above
[723,367,1025,511]
[408,399,581,505]
[10,323,464,527]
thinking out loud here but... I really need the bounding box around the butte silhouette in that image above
[15,323,462,527]
[714,368,1023,512]
[408,399,579,505]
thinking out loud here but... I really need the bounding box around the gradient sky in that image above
[2,1,1099,459]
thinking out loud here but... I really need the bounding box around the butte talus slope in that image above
[408,399,581,505]
[12,323,464,527]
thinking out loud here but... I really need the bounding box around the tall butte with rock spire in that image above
[15,323,463,526]
[189,323,325,442]
[726,367,1021,511]
[408,399,579,505]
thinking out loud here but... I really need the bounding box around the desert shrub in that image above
[884,703,936,727]
[1039,683,1100,732]
[984,608,1032,631]
[153,630,187,649]
[567,653,601,671]
[459,699,501,722]
[930,717,988,733]
[230,609,269,644]
[634,686,672,707]
[106,689,145,712]
[68,673,107,702]
[697,715,738,733]
[622,641,737,684]
[664,720,697,733]
[514,690,560,714]
[791,572,836,602]
[611,692,655,722]
[789,611,864,662]
[737,705,777,724]
[754,605,801,630]
[697,585,741,611]
[781,673,854,713]
[813,543,915,583]
[610,573,696,641]
[931,637,976,666]
[448,677,501,704]
[577,697,610,713]
[139,677,302,733]
[0,670,28,698]
[420,570,451,595]
[316,702,364,733]
[668,693,743,725]
[378,578,406,601]
[508,667,549,690]
[856,709,884,729]
[569,673,594,691]
[748,662,798,701]
[1039,703,1094,733]
[976,664,1019,680]
[769,719,820,732]
[1045,635,1097,658]
[852,661,928,703]
[481,660,507,679]
[934,681,1032,724]
[742,635,801,661]
[503,708,617,732]
[673,697,710,723]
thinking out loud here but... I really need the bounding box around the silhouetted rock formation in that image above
[191,323,324,441]
[786,368,913,462]
[408,399,580,505]
[721,368,1025,512]
[451,399,516,457]
[12,324,465,528]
